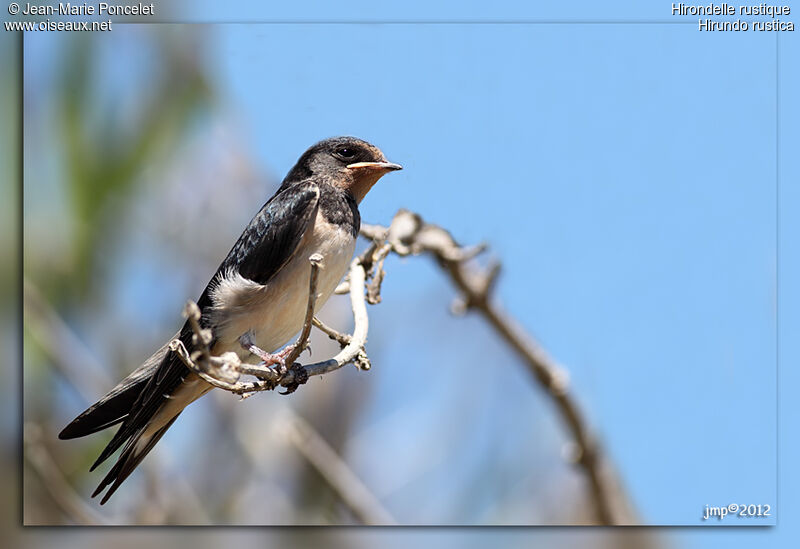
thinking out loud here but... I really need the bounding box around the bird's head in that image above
[284,136,402,203]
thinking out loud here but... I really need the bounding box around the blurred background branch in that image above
[277,409,397,526]
[24,422,111,526]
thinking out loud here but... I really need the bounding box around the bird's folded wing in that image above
[91,182,322,468]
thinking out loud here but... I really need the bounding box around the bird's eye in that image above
[336,147,356,159]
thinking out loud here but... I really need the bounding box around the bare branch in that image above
[359,209,626,525]
[285,255,373,375]
[160,210,627,525]
[312,317,351,347]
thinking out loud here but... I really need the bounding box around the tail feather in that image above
[92,415,181,505]
[58,375,149,440]
[58,339,172,441]
[89,402,153,472]
[88,343,193,472]
[59,335,193,503]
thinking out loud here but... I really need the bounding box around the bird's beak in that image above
[346,161,403,172]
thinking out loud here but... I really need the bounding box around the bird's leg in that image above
[238,332,296,376]
[267,344,298,374]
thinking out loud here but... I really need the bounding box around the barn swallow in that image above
[59,136,401,504]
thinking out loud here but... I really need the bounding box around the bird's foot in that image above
[249,344,296,376]
[237,333,311,382]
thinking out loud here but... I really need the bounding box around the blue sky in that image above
[211,20,778,524]
[19,0,800,545]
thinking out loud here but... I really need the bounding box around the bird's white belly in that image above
[209,213,356,359]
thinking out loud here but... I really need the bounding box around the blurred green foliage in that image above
[45,31,212,301]
[0,33,18,303]
[22,28,217,523]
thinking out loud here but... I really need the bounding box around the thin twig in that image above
[280,255,372,375]
[283,253,323,367]
[312,317,352,347]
